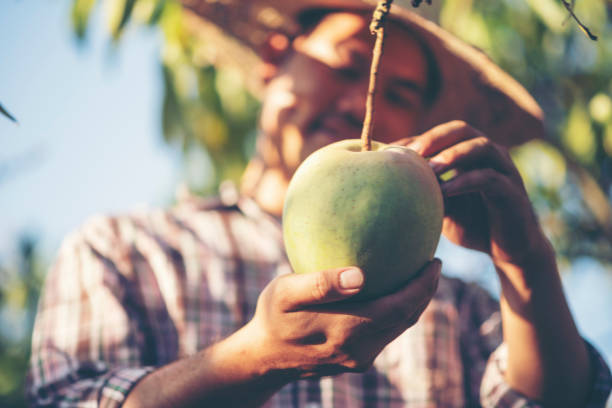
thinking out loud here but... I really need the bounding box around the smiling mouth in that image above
[310,112,363,139]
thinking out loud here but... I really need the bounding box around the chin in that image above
[302,130,352,155]
[295,138,329,167]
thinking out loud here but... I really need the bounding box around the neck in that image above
[240,157,288,219]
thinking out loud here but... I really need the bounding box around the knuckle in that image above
[437,150,452,163]
[312,272,332,301]
[329,326,354,351]
[472,137,495,157]
[474,135,490,148]
[317,338,345,364]
[475,136,505,160]
[394,137,413,146]
[258,280,274,305]
[324,332,344,352]
[267,276,289,309]
[450,119,468,129]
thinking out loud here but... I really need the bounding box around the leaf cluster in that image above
[434,0,612,263]
[0,237,44,407]
[68,0,612,262]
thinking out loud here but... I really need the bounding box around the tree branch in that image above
[561,0,597,40]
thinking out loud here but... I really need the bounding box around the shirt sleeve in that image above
[27,217,156,407]
[480,340,612,408]
[454,278,612,407]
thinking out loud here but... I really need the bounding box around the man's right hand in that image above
[245,259,442,379]
[123,260,441,408]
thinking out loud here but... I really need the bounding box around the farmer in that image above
[28,1,611,407]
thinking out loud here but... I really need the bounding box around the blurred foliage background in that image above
[1,0,611,405]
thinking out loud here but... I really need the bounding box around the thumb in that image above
[278,267,364,311]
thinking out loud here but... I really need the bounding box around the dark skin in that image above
[401,121,543,264]
[123,263,442,408]
[400,121,591,406]
[124,12,592,408]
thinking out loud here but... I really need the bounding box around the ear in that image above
[259,32,291,84]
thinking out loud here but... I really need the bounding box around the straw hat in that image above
[181,0,545,147]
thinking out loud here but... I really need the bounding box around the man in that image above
[28,2,611,407]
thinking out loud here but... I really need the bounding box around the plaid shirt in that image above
[28,190,612,407]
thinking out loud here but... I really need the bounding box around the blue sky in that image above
[1,0,611,379]
[0,0,182,259]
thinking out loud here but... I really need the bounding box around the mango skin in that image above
[282,139,444,300]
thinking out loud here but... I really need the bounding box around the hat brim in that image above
[181,0,545,147]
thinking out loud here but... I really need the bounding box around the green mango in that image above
[283,139,443,300]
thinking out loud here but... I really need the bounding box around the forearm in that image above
[496,240,591,407]
[123,322,290,408]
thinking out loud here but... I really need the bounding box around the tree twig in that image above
[0,102,18,124]
[561,0,597,40]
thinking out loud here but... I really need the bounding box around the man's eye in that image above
[385,89,417,107]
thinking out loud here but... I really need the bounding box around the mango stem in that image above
[361,0,393,152]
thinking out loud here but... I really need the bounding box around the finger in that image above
[390,136,418,146]
[440,168,518,200]
[366,259,442,326]
[386,258,441,307]
[406,121,483,157]
[427,136,519,179]
[275,267,364,311]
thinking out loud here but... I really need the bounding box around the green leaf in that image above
[107,0,137,41]
[71,0,97,40]
[0,103,17,123]
[133,0,166,25]
[603,122,612,157]
[524,0,568,34]
[563,101,597,164]
[161,64,190,148]
[147,0,166,25]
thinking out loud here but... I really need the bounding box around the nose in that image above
[335,82,367,121]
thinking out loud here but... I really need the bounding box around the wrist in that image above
[494,239,559,308]
[493,237,556,279]
[227,320,299,385]
[124,321,294,408]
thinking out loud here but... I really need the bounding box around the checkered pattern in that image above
[27,194,611,407]
[480,342,612,408]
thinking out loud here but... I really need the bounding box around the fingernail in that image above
[428,160,442,173]
[340,268,364,289]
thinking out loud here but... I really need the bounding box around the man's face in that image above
[258,11,429,182]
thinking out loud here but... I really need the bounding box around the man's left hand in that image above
[396,120,553,270]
